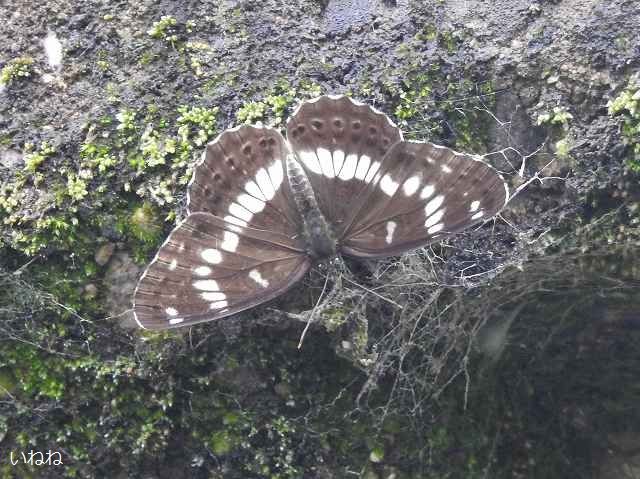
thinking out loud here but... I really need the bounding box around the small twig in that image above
[298,272,331,349]
[342,276,404,309]
[12,256,40,275]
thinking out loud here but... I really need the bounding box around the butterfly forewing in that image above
[187,124,301,237]
[133,212,311,330]
[340,141,508,258]
[286,95,403,237]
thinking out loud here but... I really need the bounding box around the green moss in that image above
[237,101,267,123]
[380,67,496,151]
[0,368,17,397]
[96,60,109,72]
[413,24,462,53]
[323,308,349,332]
[183,41,211,77]
[416,24,438,42]
[3,344,67,400]
[555,137,572,160]
[209,430,236,455]
[123,202,162,256]
[608,75,640,170]
[23,141,55,173]
[147,15,178,41]
[233,80,318,127]
[536,106,574,127]
[116,108,137,136]
[80,141,118,173]
[0,56,34,86]
[176,105,217,147]
[369,445,385,463]
[138,50,157,66]
[266,94,294,124]
[394,74,433,121]
[67,174,89,201]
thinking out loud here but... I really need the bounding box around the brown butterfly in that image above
[133,95,508,330]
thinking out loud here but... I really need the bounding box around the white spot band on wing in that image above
[379,174,399,196]
[427,223,444,234]
[354,154,371,180]
[210,300,229,310]
[193,280,220,291]
[245,179,266,201]
[256,167,276,200]
[267,161,284,190]
[223,215,248,227]
[201,292,226,301]
[364,161,380,183]
[317,148,335,178]
[298,150,322,174]
[385,221,397,244]
[201,248,222,264]
[332,150,345,174]
[228,202,253,222]
[424,195,445,217]
[221,231,239,252]
[424,209,445,228]
[194,265,212,276]
[420,184,435,199]
[402,176,420,196]
[338,153,358,180]
[249,269,269,288]
[237,193,266,214]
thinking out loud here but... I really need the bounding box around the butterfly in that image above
[133,95,509,330]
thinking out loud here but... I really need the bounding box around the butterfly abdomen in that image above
[286,153,337,260]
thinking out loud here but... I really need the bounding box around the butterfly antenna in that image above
[297,269,332,349]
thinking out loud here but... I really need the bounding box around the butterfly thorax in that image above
[286,154,337,260]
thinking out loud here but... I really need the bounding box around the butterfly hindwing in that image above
[133,212,312,330]
[286,95,403,237]
[340,141,509,258]
[187,124,301,237]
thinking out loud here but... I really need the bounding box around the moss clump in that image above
[80,141,118,173]
[379,64,496,151]
[0,368,17,397]
[237,101,267,123]
[414,24,463,53]
[555,137,572,160]
[128,202,162,244]
[393,73,433,122]
[147,15,178,42]
[0,56,34,86]
[23,141,55,173]
[66,173,89,201]
[176,105,217,147]
[608,75,640,171]
[235,80,321,126]
[536,106,574,127]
